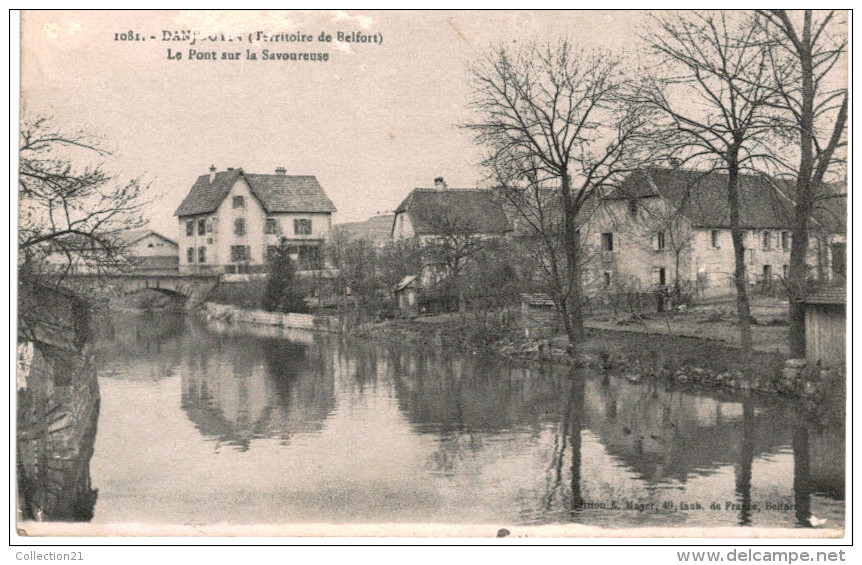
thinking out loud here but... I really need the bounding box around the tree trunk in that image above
[787,13,816,359]
[560,171,585,346]
[727,150,753,351]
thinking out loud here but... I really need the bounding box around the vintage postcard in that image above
[14,10,848,542]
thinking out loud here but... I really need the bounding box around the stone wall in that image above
[205,301,319,330]
[17,282,100,523]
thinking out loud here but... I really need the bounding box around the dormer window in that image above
[233,195,245,209]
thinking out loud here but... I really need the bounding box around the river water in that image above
[88,311,844,530]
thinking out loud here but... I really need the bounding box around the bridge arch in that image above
[68,273,220,307]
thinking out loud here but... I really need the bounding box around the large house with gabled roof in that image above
[585,167,846,297]
[174,166,336,274]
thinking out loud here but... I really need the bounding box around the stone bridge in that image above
[69,273,220,306]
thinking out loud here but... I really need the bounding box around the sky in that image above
[19,10,647,238]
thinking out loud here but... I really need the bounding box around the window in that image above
[710,230,719,249]
[232,195,245,209]
[197,218,206,236]
[658,267,667,286]
[294,218,312,235]
[186,247,195,263]
[198,246,206,263]
[234,218,246,236]
[206,218,213,233]
[266,245,279,260]
[763,231,772,250]
[186,221,194,236]
[763,264,772,279]
[656,231,666,251]
[781,231,790,250]
[628,199,638,218]
[603,272,612,287]
[782,264,789,279]
[264,218,278,234]
[601,232,614,252]
[230,245,251,262]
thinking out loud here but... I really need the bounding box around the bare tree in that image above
[422,211,487,313]
[19,115,151,283]
[378,238,424,294]
[640,11,782,351]
[757,10,848,358]
[464,41,654,348]
[616,195,695,301]
[327,230,381,317]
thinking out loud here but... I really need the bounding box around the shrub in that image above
[263,242,309,313]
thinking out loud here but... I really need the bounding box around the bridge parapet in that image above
[66,272,220,305]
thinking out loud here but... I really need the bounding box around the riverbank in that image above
[349,312,839,403]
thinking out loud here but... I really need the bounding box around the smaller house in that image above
[117,229,179,274]
[392,177,510,288]
[391,178,510,242]
[802,288,846,370]
[395,275,421,318]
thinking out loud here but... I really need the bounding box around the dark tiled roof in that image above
[244,174,336,213]
[334,214,395,244]
[393,188,509,236]
[610,168,796,229]
[175,169,336,217]
[802,288,846,305]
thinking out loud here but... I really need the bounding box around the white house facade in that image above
[175,166,336,275]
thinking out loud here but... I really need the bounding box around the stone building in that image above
[585,168,845,298]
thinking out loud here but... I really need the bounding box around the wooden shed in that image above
[395,275,421,318]
[520,293,559,339]
[802,288,846,369]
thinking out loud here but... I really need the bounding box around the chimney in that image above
[275,167,286,175]
[209,165,216,184]
[434,176,447,190]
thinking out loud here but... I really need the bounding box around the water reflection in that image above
[375,343,844,527]
[87,312,844,528]
[179,333,335,450]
